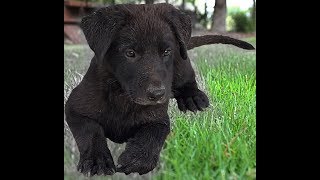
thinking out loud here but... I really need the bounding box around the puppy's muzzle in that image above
[146,85,165,102]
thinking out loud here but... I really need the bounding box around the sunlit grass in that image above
[157,44,256,180]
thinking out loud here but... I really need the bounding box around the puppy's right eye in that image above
[163,48,172,56]
[125,50,136,58]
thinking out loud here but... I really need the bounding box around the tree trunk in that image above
[201,3,208,28]
[181,0,186,10]
[211,0,226,33]
[145,0,154,4]
[252,0,256,24]
[165,0,169,3]
[191,0,195,7]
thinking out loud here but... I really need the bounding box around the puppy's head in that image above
[81,4,191,105]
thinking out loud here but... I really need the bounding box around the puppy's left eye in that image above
[125,49,136,58]
[163,49,172,56]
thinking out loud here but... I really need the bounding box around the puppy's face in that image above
[106,21,175,105]
[81,4,191,105]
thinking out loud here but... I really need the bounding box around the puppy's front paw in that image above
[116,149,159,175]
[176,89,209,112]
[77,153,116,176]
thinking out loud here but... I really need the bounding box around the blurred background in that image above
[64,0,256,44]
[64,1,256,180]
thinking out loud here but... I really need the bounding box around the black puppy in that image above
[65,3,254,176]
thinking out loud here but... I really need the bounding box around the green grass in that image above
[157,45,256,180]
[64,38,256,180]
[241,37,256,45]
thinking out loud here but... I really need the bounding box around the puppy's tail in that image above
[187,35,255,50]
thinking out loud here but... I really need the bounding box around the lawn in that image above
[64,38,256,180]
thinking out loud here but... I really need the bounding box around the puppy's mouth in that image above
[124,87,168,105]
[131,97,167,106]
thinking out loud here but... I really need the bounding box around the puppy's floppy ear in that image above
[80,6,126,61]
[164,8,191,60]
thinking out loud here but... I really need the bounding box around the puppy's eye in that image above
[163,49,172,56]
[125,50,135,58]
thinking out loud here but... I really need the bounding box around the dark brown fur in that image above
[65,3,254,176]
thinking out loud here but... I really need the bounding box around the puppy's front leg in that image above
[173,57,209,112]
[66,114,116,176]
[116,120,170,175]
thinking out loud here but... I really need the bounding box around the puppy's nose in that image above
[147,85,165,101]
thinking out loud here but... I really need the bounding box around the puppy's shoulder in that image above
[65,79,104,120]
